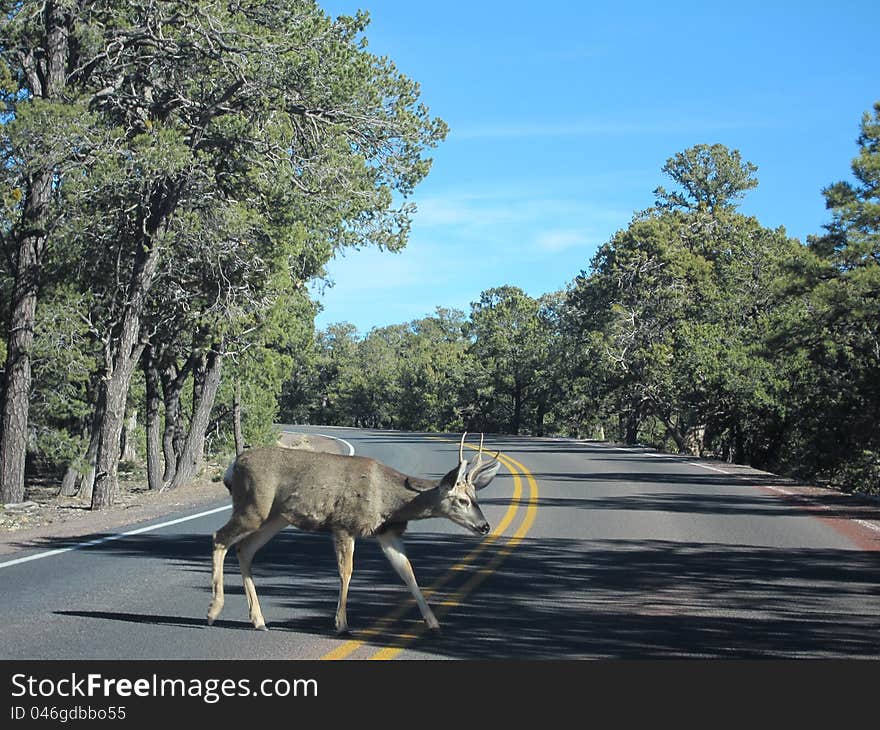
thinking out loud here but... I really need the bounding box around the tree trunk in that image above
[511,383,523,435]
[91,363,135,509]
[233,378,243,456]
[59,391,105,499]
[733,423,746,464]
[91,228,163,509]
[160,359,191,485]
[171,349,223,489]
[144,353,163,491]
[624,411,640,445]
[683,423,705,457]
[59,466,78,497]
[161,371,182,484]
[662,416,688,453]
[0,3,69,505]
[0,171,52,505]
[77,423,101,504]
[121,409,138,462]
[535,399,546,437]
[0,257,37,504]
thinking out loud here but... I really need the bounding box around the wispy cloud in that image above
[413,190,629,239]
[314,189,629,330]
[321,248,428,292]
[414,197,526,227]
[535,229,594,252]
[414,196,552,229]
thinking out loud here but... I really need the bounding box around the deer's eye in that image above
[457,497,470,508]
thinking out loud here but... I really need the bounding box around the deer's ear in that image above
[439,461,467,492]
[470,459,501,490]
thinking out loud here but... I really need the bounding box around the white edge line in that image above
[604,443,732,474]
[0,504,232,571]
[309,432,356,457]
[688,462,731,474]
[854,519,880,535]
[605,442,880,535]
[764,488,880,533]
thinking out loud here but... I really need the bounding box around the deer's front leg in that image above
[377,533,440,631]
[333,530,355,634]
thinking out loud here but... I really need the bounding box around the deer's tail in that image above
[223,458,237,492]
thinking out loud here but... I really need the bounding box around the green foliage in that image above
[466,286,551,434]
[3,0,877,503]
[28,287,99,473]
[284,127,880,496]
[778,102,880,493]
[283,309,472,432]
[0,0,447,490]
[565,182,809,463]
[811,102,880,268]
[654,143,758,213]
[217,288,318,451]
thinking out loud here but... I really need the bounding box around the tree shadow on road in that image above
[45,524,880,659]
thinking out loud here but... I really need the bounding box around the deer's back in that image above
[230,446,395,536]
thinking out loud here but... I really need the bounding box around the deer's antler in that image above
[470,433,485,470]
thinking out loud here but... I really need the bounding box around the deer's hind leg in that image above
[236,515,288,631]
[207,512,263,626]
[333,530,355,635]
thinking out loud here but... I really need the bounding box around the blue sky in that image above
[314,0,880,333]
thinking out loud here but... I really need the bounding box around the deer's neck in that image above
[384,476,439,524]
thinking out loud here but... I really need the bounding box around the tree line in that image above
[2,3,876,507]
[0,1,445,508]
[282,114,880,496]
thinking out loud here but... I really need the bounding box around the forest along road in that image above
[1,426,879,659]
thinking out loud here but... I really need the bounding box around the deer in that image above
[207,432,501,634]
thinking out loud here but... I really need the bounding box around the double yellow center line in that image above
[321,443,539,660]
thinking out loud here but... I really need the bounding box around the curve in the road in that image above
[311,433,356,456]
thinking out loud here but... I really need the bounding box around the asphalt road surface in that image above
[1,426,878,659]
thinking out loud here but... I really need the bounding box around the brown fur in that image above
[207,439,500,633]
[226,447,439,537]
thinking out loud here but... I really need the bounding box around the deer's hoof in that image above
[254,624,268,632]
[207,601,222,625]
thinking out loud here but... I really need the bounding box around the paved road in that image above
[1,427,878,659]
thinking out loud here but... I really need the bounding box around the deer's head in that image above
[436,432,500,535]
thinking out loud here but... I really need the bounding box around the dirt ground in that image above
[0,432,342,556]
